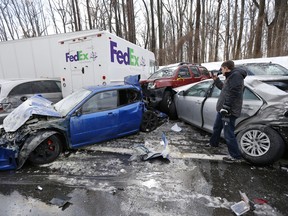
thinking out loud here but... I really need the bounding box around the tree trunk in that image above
[157,0,163,65]
[214,0,222,61]
[126,0,136,43]
[150,0,156,54]
[235,0,244,59]
[224,0,231,60]
[193,0,201,63]
[253,0,265,57]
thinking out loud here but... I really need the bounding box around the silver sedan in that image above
[173,76,288,165]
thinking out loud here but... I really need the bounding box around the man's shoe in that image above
[223,156,244,163]
[204,143,218,148]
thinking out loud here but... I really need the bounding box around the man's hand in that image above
[220,105,231,116]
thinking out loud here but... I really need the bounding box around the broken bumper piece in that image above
[0,147,17,170]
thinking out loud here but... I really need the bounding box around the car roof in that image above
[83,84,139,93]
[174,75,288,98]
[0,78,61,98]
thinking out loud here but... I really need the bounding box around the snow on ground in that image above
[202,56,288,70]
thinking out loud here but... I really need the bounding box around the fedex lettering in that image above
[110,41,139,66]
[65,50,89,62]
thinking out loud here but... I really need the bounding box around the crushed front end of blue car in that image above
[0,75,168,171]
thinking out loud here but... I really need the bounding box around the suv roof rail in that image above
[178,62,191,65]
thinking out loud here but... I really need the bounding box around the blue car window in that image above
[119,89,140,105]
[82,90,117,113]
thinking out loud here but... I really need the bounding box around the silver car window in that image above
[243,88,260,100]
[211,86,221,98]
[32,81,61,93]
[185,81,212,97]
[8,83,33,95]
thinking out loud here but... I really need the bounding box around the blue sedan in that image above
[0,76,164,170]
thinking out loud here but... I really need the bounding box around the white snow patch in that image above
[142,179,160,189]
[202,56,288,70]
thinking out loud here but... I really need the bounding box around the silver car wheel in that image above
[240,129,271,157]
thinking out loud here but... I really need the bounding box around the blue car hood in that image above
[3,95,61,132]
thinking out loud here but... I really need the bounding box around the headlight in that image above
[148,82,156,89]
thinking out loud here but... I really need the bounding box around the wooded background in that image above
[0,0,287,65]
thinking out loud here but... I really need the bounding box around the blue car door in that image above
[69,90,119,148]
[117,88,144,136]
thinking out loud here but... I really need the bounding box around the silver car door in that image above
[237,87,263,124]
[202,85,221,132]
[177,81,212,127]
[202,86,263,132]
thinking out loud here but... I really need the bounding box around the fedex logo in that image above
[110,41,139,66]
[66,50,89,62]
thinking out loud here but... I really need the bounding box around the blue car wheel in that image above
[140,110,158,132]
[28,135,63,165]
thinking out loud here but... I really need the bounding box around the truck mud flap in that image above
[0,147,17,171]
[17,131,58,169]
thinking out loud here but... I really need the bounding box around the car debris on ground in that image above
[230,191,255,215]
[129,133,170,162]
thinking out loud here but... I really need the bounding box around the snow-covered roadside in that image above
[202,56,288,70]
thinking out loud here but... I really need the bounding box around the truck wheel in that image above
[28,135,63,165]
[160,91,177,119]
[140,110,158,132]
[237,126,285,166]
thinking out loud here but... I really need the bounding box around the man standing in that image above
[208,60,247,163]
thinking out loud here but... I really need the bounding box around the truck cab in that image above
[141,63,210,119]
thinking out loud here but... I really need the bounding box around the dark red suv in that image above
[141,62,210,119]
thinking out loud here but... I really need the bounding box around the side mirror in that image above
[178,90,185,96]
[75,108,82,117]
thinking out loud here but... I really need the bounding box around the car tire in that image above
[159,91,177,119]
[28,135,63,165]
[140,110,158,132]
[237,125,285,166]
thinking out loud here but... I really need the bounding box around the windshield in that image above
[243,63,288,75]
[148,66,178,79]
[54,88,92,116]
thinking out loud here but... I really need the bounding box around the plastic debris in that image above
[49,195,72,210]
[129,132,170,161]
[253,198,268,205]
[171,123,182,132]
[36,185,43,191]
[231,191,255,215]
[231,201,250,216]
[279,162,288,172]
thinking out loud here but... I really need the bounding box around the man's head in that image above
[221,60,235,75]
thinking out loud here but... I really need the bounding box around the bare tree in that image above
[214,0,222,61]
[126,0,136,43]
[150,0,156,54]
[193,0,201,63]
[253,0,265,57]
[235,0,244,59]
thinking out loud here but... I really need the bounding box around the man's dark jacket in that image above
[214,67,247,117]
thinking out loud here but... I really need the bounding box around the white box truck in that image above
[58,30,156,97]
[0,30,156,97]
[0,31,91,79]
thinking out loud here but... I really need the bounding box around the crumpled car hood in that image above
[3,95,61,132]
